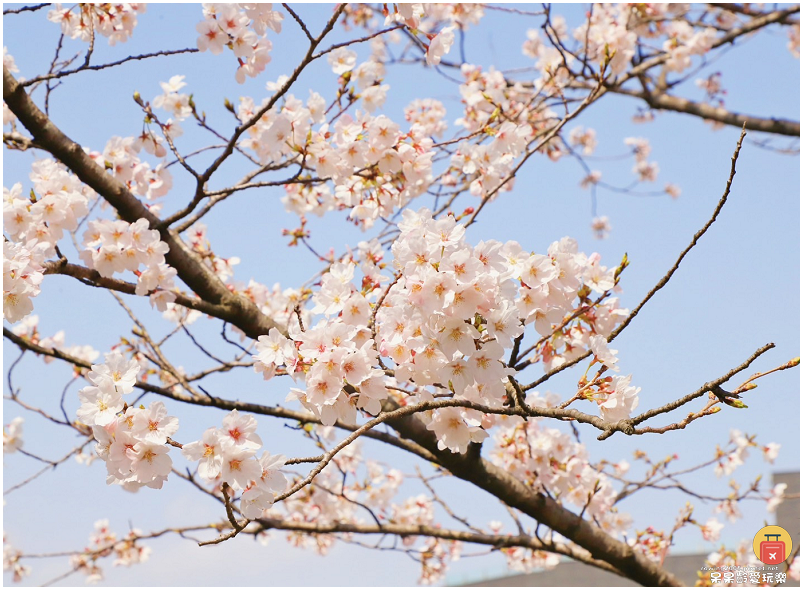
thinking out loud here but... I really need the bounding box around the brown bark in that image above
[605,86,800,137]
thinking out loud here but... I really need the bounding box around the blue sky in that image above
[3,3,800,586]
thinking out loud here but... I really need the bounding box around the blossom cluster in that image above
[2,78,194,325]
[80,217,177,311]
[425,26,455,67]
[150,75,193,124]
[714,429,761,478]
[91,133,174,202]
[347,3,469,33]
[3,163,92,252]
[491,395,632,538]
[2,241,43,324]
[417,537,463,585]
[2,534,30,583]
[596,374,640,421]
[195,3,283,83]
[570,5,720,77]
[239,280,306,331]
[2,146,174,323]
[77,352,180,491]
[767,482,788,513]
[253,207,630,453]
[701,429,783,524]
[628,526,673,563]
[273,457,399,553]
[375,0,483,72]
[523,16,576,86]
[69,520,151,584]
[502,545,559,575]
[181,411,288,519]
[446,62,600,199]
[2,119,178,323]
[236,82,439,229]
[3,158,96,322]
[47,3,146,45]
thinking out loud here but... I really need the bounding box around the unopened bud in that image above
[614,253,629,279]
[787,357,800,368]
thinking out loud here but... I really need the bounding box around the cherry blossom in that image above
[597,375,641,422]
[591,215,612,239]
[589,334,620,372]
[181,428,225,479]
[194,4,282,82]
[219,409,264,451]
[701,517,724,542]
[766,483,788,513]
[328,47,357,75]
[131,401,179,445]
[87,351,140,394]
[47,4,146,45]
[762,442,780,463]
[3,533,31,582]
[426,26,455,67]
[77,386,124,427]
[2,417,24,454]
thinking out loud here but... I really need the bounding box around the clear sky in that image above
[3,3,800,587]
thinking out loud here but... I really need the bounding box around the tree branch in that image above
[597,85,800,136]
[20,48,200,87]
[41,259,232,318]
[378,399,685,587]
[3,65,278,340]
[253,517,625,577]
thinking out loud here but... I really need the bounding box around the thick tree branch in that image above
[378,399,685,587]
[598,85,800,136]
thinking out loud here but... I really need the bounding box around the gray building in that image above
[464,472,799,587]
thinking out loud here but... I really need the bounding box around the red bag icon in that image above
[760,534,786,564]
